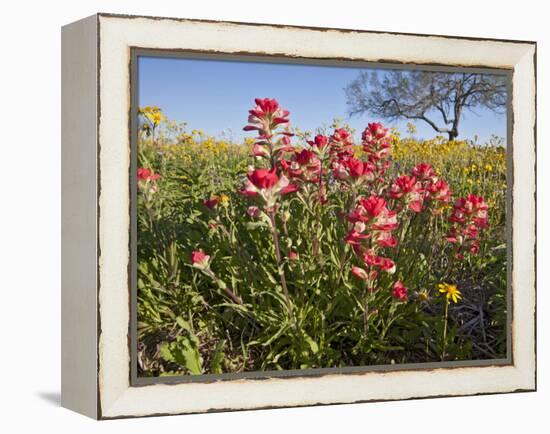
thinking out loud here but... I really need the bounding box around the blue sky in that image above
[138,56,507,144]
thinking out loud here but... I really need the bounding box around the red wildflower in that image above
[389,175,417,198]
[137,167,161,181]
[294,149,315,166]
[376,231,398,248]
[363,122,391,142]
[344,230,371,245]
[288,251,299,261]
[370,210,398,232]
[390,175,424,212]
[280,159,302,178]
[244,98,290,137]
[279,183,299,195]
[348,196,398,231]
[346,195,398,254]
[240,168,298,204]
[392,281,408,301]
[450,194,488,227]
[360,195,387,218]
[362,122,392,163]
[247,206,261,218]
[348,158,373,179]
[281,149,321,182]
[251,143,269,157]
[362,251,379,267]
[377,257,396,273]
[191,250,210,268]
[240,180,259,197]
[362,251,396,274]
[203,196,219,209]
[137,167,151,180]
[446,194,489,259]
[248,168,279,190]
[332,128,351,141]
[308,134,329,150]
[411,163,436,181]
[329,128,355,158]
[333,157,374,183]
[426,179,452,203]
[351,266,369,280]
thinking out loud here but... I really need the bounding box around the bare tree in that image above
[345,70,507,140]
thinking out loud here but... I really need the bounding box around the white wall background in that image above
[0,0,546,432]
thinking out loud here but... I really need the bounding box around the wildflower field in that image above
[136,100,507,377]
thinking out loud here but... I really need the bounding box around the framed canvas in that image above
[61,13,536,419]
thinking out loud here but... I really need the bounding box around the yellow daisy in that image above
[438,283,462,304]
[219,193,230,205]
[418,289,430,302]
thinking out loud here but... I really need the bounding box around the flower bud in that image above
[281,210,291,222]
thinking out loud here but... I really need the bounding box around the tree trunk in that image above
[447,130,458,141]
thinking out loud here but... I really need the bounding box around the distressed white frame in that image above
[62,13,536,419]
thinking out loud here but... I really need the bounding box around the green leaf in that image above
[371,342,405,351]
[159,336,203,375]
[303,333,319,354]
[262,322,289,346]
[210,340,226,374]
[159,342,175,363]
[176,316,192,331]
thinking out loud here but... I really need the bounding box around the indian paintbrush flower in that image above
[240,167,298,209]
[329,128,355,158]
[392,281,408,301]
[363,251,396,274]
[389,175,424,212]
[247,206,261,218]
[346,196,398,249]
[280,149,321,182]
[191,250,210,269]
[137,167,161,198]
[137,167,161,181]
[446,194,489,259]
[203,196,220,209]
[332,157,375,184]
[411,162,436,181]
[288,250,299,261]
[243,97,290,138]
[351,266,369,280]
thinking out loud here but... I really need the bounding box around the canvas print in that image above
[134,55,509,378]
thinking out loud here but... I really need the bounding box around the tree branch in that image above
[418,114,451,134]
[434,103,451,125]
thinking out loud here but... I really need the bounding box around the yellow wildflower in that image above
[418,289,430,302]
[438,283,462,303]
[151,112,162,125]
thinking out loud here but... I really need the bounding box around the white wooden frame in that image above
[61,13,536,419]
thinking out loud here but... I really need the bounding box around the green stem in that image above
[205,269,243,306]
[312,162,326,256]
[363,290,369,335]
[336,188,357,284]
[268,210,293,316]
[441,299,449,361]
